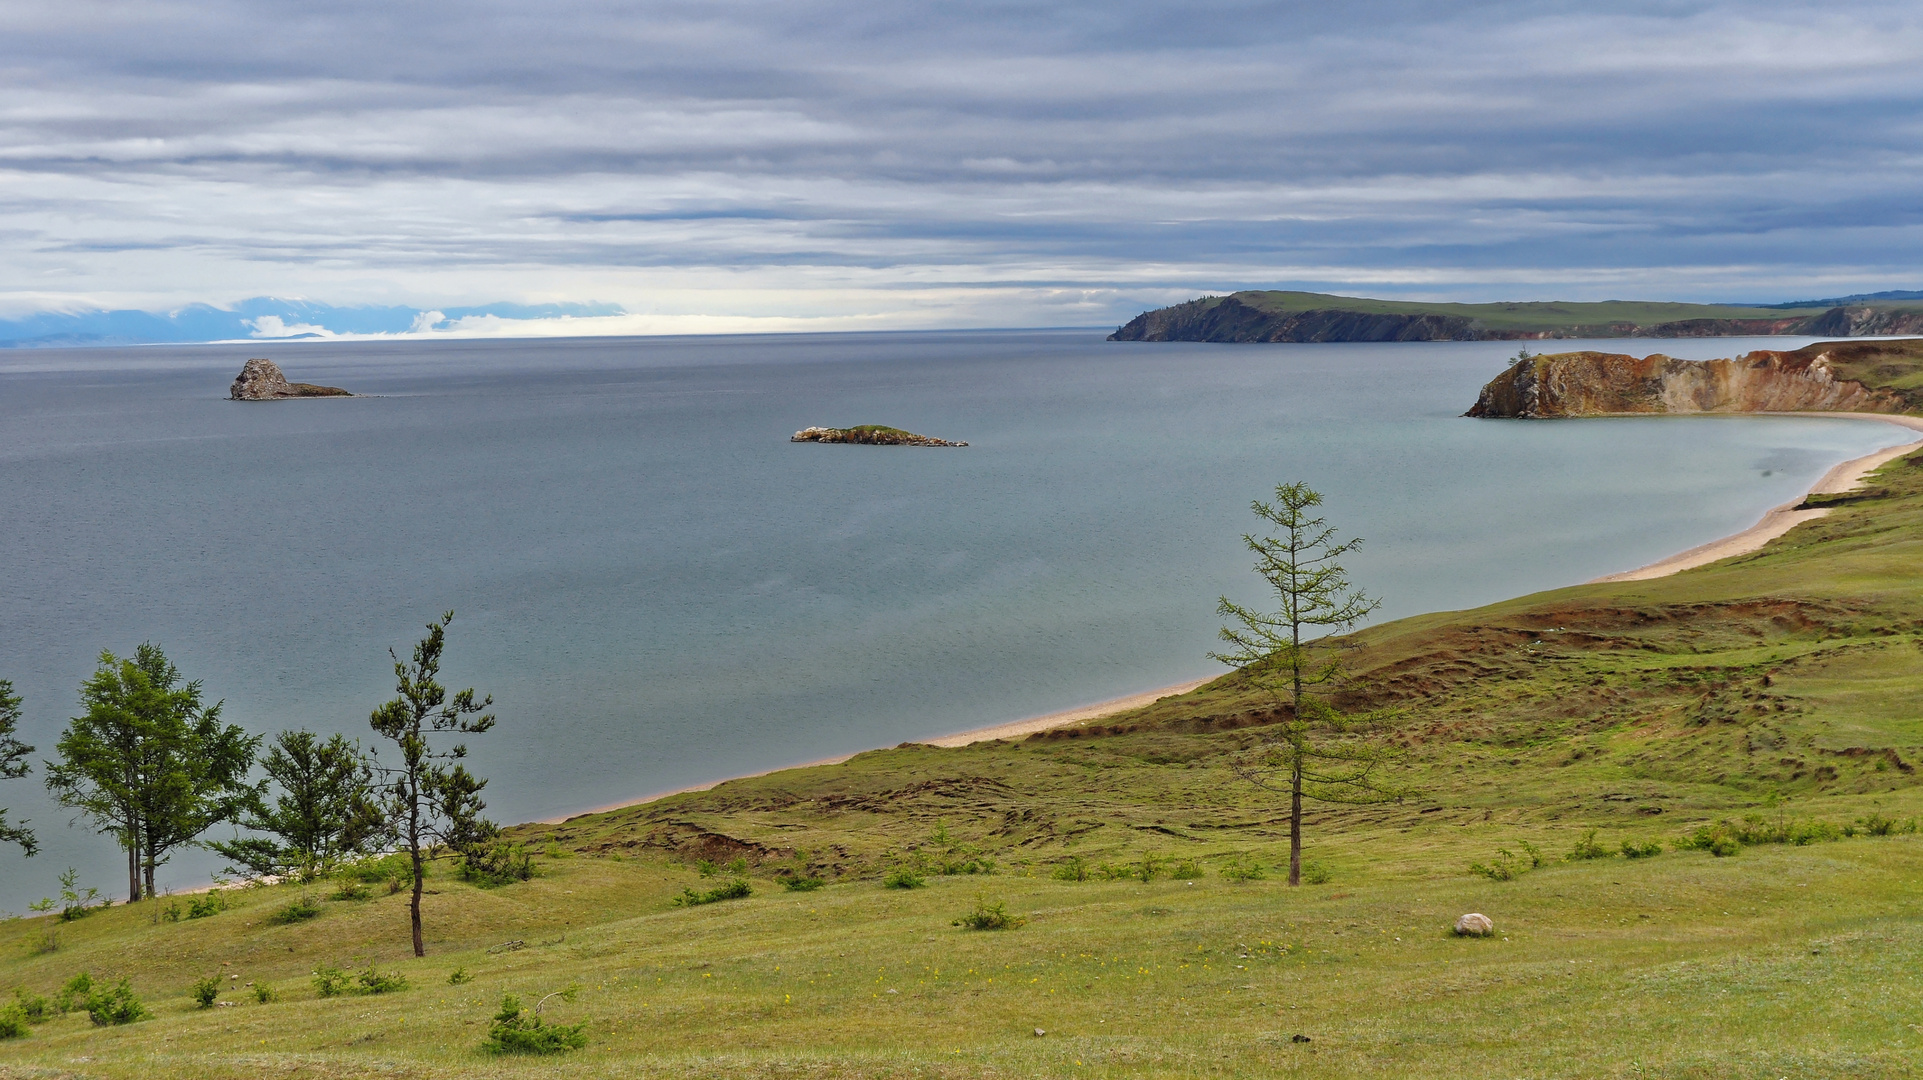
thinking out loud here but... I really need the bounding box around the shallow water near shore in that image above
[0,330,1905,909]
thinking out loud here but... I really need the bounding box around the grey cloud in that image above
[1,0,1919,321]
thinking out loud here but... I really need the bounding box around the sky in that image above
[2,0,1921,335]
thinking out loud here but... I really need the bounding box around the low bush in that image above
[160,901,182,922]
[1621,839,1663,859]
[449,968,474,985]
[953,897,1026,931]
[1469,841,1544,881]
[781,874,824,892]
[11,989,51,1024]
[54,973,93,1013]
[1166,858,1203,881]
[186,892,226,919]
[1301,861,1333,885]
[84,980,147,1026]
[483,994,588,1055]
[312,965,351,998]
[268,894,322,925]
[331,878,371,902]
[1680,815,1848,857]
[1051,857,1091,882]
[1220,859,1267,883]
[357,968,408,995]
[253,982,278,1004]
[460,842,536,886]
[191,975,220,1009]
[880,867,926,890]
[673,878,753,906]
[0,1003,27,1040]
[1565,829,1613,861]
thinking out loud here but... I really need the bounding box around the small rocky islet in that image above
[791,425,967,447]
[229,357,353,400]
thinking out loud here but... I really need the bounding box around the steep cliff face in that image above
[1466,345,1910,418]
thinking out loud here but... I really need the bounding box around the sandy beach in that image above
[1591,412,1923,583]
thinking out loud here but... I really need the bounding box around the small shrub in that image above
[695,859,718,877]
[191,975,220,1009]
[54,973,94,1014]
[1621,839,1663,859]
[161,901,182,922]
[357,968,408,995]
[449,968,474,985]
[186,892,226,919]
[312,965,351,998]
[953,897,1026,931]
[673,879,753,906]
[483,993,588,1054]
[331,878,371,902]
[11,989,51,1024]
[1167,858,1203,881]
[268,894,322,925]
[461,842,536,886]
[1469,841,1543,881]
[50,868,103,922]
[1856,813,1902,837]
[1220,860,1266,883]
[781,875,824,892]
[1301,861,1332,886]
[0,1003,28,1040]
[84,980,148,1026]
[1130,856,1159,883]
[881,867,926,890]
[1566,829,1613,861]
[253,982,278,1004]
[1051,857,1091,882]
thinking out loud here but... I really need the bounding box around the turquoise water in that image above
[0,330,1907,909]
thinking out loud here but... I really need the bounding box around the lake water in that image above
[0,330,1908,910]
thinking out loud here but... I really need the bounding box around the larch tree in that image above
[211,729,387,879]
[368,612,497,957]
[1,679,37,856]
[1212,482,1407,886]
[45,645,260,901]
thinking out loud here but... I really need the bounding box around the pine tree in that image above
[211,730,387,878]
[1212,483,1407,886]
[0,679,37,856]
[368,612,497,957]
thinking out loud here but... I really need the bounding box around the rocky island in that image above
[229,357,352,400]
[1465,338,1923,418]
[791,425,967,446]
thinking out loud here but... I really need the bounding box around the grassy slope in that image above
[1214,291,1839,330]
[8,450,1923,1077]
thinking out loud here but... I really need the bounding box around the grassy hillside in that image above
[6,446,1923,1077]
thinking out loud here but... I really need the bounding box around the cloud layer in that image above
[2,0,1920,327]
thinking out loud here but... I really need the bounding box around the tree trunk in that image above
[409,781,425,957]
[126,837,141,903]
[1289,757,1303,887]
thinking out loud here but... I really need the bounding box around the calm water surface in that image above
[0,330,1907,908]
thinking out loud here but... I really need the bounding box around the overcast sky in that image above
[3,0,1920,330]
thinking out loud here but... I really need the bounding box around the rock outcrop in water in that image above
[1466,344,1908,418]
[229,358,352,400]
[791,425,967,447]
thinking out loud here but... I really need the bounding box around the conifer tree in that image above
[0,679,36,856]
[368,612,497,957]
[1212,483,1406,886]
[211,730,386,878]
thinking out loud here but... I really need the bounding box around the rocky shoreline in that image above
[229,357,352,400]
[1465,340,1921,418]
[791,425,967,447]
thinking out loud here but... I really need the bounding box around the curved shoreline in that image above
[1590,411,1923,583]
[549,411,1923,825]
[545,675,1216,823]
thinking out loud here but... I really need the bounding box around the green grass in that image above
[1191,290,1915,332]
[6,449,1923,1077]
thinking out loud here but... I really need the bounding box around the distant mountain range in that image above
[1110,291,1923,343]
[0,298,625,348]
